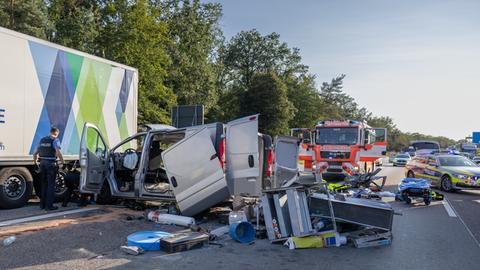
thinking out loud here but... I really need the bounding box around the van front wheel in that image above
[96,181,117,205]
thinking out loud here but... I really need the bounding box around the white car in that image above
[472,157,480,165]
[393,153,411,166]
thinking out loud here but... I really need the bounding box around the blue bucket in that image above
[127,231,172,251]
[229,222,255,243]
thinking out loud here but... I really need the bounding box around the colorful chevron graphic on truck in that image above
[28,41,137,155]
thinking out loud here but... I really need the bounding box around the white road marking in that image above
[0,207,99,227]
[445,198,480,248]
[474,199,480,204]
[442,201,457,217]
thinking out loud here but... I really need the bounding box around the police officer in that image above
[33,127,64,211]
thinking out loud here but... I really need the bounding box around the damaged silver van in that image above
[79,115,273,216]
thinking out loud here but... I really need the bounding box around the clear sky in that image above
[209,0,480,140]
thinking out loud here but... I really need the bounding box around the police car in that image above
[405,153,480,192]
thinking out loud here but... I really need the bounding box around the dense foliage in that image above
[0,0,456,150]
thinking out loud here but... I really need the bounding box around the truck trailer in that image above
[0,27,138,209]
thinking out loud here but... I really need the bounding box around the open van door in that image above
[79,123,109,194]
[161,128,228,216]
[225,115,260,196]
[273,136,299,188]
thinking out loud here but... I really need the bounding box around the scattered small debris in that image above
[3,236,16,246]
[147,211,195,227]
[120,245,145,256]
[160,232,209,253]
[209,226,229,241]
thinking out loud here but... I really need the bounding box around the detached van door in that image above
[273,136,299,188]
[79,123,109,194]
[225,115,260,196]
[162,128,228,216]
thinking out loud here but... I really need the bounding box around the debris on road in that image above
[309,193,394,231]
[397,178,444,205]
[229,222,255,243]
[160,232,209,253]
[208,225,229,241]
[262,187,315,241]
[120,245,145,256]
[3,235,16,246]
[284,231,347,249]
[346,228,392,248]
[127,231,173,251]
[147,211,195,227]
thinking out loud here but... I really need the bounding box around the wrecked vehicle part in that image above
[226,115,272,197]
[309,193,394,231]
[273,136,300,188]
[262,187,314,241]
[80,114,264,216]
[162,128,229,217]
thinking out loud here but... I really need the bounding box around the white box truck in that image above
[0,27,138,209]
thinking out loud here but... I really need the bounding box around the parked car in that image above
[393,153,411,166]
[79,115,274,216]
[473,157,480,165]
[405,154,480,192]
[388,153,396,163]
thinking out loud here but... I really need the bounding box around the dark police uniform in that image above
[37,136,61,209]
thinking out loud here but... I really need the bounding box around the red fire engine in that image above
[291,120,387,180]
[313,120,387,181]
[290,128,315,174]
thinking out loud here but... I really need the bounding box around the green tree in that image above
[286,74,323,128]
[0,0,51,38]
[242,72,295,136]
[221,29,307,88]
[215,29,309,122]
[97,0,176,124]
[155,0,224,114]
[320,74,363,120]
[47,0,100,53]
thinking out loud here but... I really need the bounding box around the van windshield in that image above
[316,127,358,145]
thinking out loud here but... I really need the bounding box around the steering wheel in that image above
[124,148,137,155]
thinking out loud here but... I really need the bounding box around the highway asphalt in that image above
[1,164,479,270]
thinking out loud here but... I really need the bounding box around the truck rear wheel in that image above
[34,170,68,202]
[0,167,33,209]
[54,170,68,202]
